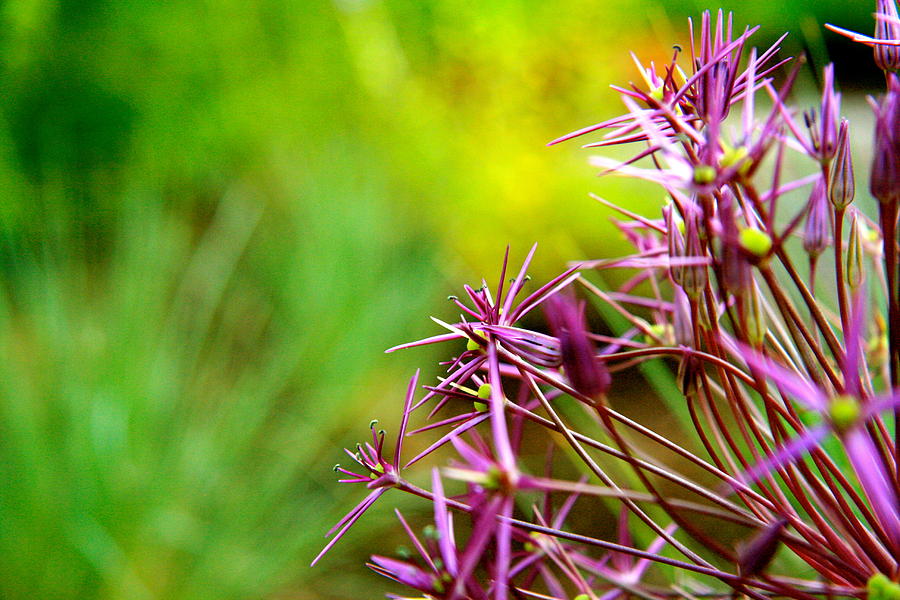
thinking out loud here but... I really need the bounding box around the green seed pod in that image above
[828,395,861,431]
[739,227,773,258]
[693,164,717,185]
[484,465,503,491]
[720,143,751,176]
[643,323,673,346]
[477,383,492,399]
[867,573,900,600]
[369,463,385,479]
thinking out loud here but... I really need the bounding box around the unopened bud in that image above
[847,212,865,289]
[737,518,788,578]
[804,178,831,257]
[874,0,900,72]
[544,296,610,399]
[664,204,685,287]
[817,65,839,161]
[720,193,752,294]
[871,75,900,204]
[745,284,767,347]
[673,288,693,346]
[666,204,707,298]
[828,119,855,209]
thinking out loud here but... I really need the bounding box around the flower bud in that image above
[673,287,693,346]
[817,65,840,161]
[737,518,788,578]
[871,75,900,204]
[544,296,610,399]
[664,204,685,288]
[847,211,865,289]
[874,0,900,72]
[828,119,855,209]
[666,203,707,298]
[745,284,767,347]
[681,207,708,297]
[804,178,831,257]
[719,192,752,295]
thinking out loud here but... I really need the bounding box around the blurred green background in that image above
[0,1,880,598]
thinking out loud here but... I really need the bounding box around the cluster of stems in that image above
[315,5,900,600]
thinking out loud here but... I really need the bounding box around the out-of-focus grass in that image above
[0,149,441,600]
[0,3,441,598]
[0,0,880,599]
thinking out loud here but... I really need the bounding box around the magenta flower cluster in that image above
[315,5,900,600]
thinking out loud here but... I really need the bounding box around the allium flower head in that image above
[318,9,900,600]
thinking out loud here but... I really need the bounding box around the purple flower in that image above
[310,371,419,567]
